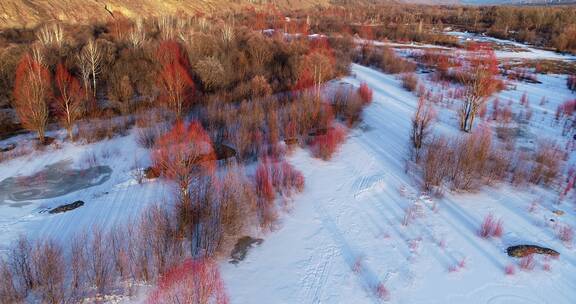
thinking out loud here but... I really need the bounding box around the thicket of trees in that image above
[290,4,576,53]
[0,14,353,140]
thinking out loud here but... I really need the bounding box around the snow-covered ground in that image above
[0,39,575,303]
[221,64,576,303]
[446,31,576,61]
[0,131,170,251]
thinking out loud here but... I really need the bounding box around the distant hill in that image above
[461,0,576,4]
[2,0,575,29]
[0,0,330,29]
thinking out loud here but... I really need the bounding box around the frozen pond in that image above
[0,160,112,207]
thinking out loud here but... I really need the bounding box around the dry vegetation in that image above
[0,11,378,302]
[0,3,575,302]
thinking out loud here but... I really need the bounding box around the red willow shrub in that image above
[556,99,576,119]
[491,98,500,121]
[556,224,574,244]
[479,213,503,239]
[152,121,215,198]
[294,37,335,96]
[255,160,277,228]
[357,82,373,105]
[146,258,229,304]
[529,141,563,186]
[157,41,195,118]
[456,43,502,132]
[270,160,305,195]
[310,124,347,160]
[255,158,305,227]
[12,53,51,143]
[504,264,515,275]
[519,254,535,271]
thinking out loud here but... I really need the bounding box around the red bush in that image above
[158,62,195,118]
[479,213,503,239]
[519,254,535,271]
[255,161,275,203]
[293,68,315,92]
[504,264,515,275]
[352,256,363,273]
[146,258,229,304]
[271,161,305,195]
[157,41,195,117]
[357,82,373,105]
[491,98,500,120]
[556,100,576,119]
[310,125,346,160]
[255,160,276,227]
[456,43,502,132]
[255,158,305,227]
[556,224,574,244]
[152,121,215,195]
[519,92,529,106]
[374,282,390,300]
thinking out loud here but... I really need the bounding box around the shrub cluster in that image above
[255,158,305,228]
[402,73,419,92]
[357,45,416,74]
[479,213,503,239]
[310,124,347,160]
[420,126,564,192]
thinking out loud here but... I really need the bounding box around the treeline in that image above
[237,4,576,53]
[0,14,353,140]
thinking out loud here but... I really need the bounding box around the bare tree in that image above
[158,16,176,40]
[77,53,91,99]
[140,205,182,276]
[128,18,146,48]
[107,226,128,282]
[32,240,66,304]
[411,96,435,161]
[86,227,112,296]
[70,233,88,300]
[195,56,225,91]
[457,44,501,132]
[220,23,234,45]
[247,35,271,74]
[135,219,152,282]
[78,39,102,98]
[54,63,85,140]
[36,23,65,49]
[9,236,35,295]
[0,258,20,303]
